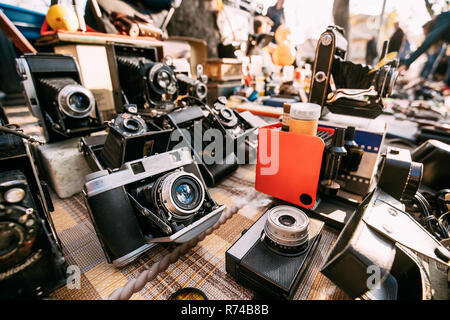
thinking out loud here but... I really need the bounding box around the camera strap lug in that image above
[363,190,450,267]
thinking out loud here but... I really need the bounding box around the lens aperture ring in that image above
[263,206,309,253]
[156,171,205,221]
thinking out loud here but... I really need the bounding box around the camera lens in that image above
[403,161,423,198]
[68,92,90,113]
[263,205,310,255]
[0,223,21,258]
[4,187,25,203]
[175,183,195,205]
[123,118,141,132]
[195,83,207,100]
[221,108,233,120]
[157,70,171,89]
[279,215,296,227]
[218,107,238,128]
[155,171,205,221]
[58,85,95,118]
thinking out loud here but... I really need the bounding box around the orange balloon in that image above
[274,25,291,44]
[272,41,296,66]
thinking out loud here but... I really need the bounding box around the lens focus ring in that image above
[158,171,205,221]
[264,205,309,249]
[58,84,95,118]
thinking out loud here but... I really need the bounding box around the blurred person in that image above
[266,0,285,36]
[398,38,411,61]
[399,11,450,91]
[366,35,378,66]
[388,21,405,54]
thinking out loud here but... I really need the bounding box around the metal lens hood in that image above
[57,84,95,118]
[263,205,310,253]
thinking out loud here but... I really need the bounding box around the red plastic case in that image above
[255,122,334,209]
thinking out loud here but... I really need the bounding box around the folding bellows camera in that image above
[16,53,105,142]
[83,147,226,267]
[309,25,399,118]
[0,115,67,299]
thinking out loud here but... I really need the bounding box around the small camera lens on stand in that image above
[263,205,310,256]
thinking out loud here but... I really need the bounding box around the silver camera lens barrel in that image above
[57,84,95,118]
[159,171,205,221]
[264,205,309,249]
[194,82,207,100]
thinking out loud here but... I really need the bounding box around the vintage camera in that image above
[0,125,67,299]
[226,205,324,299]
[211,96,260,164]
[16,53,104,143]
[117,55,178,115]
[176,65,208,102]
[322,146,450,300]
[321,187,450,300]
[377,146,423,201]
[309,25,398,118]
[94,104,172,170]
[83,147,225,267]
[80,104,172,172]
[166,105,239,187]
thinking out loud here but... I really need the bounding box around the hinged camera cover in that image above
[321,188,450,300]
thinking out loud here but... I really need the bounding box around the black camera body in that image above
[117,56,178,115]
[0,127,67,299]
[321,146,450,300]
[211,97,259,164]
[16,53,105,143]
[83,147,225,267]
[99,111,172,170]
[377,146,423,201]
[166,105,239,187]
[309,25,398,118]
[226,206,324,299]
[80,104,173,172]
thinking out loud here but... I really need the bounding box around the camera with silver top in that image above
[83,147,225,267]
[226,205,324,299]
[16,53,104,142]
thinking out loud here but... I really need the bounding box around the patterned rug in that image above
[3,105,349,300]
